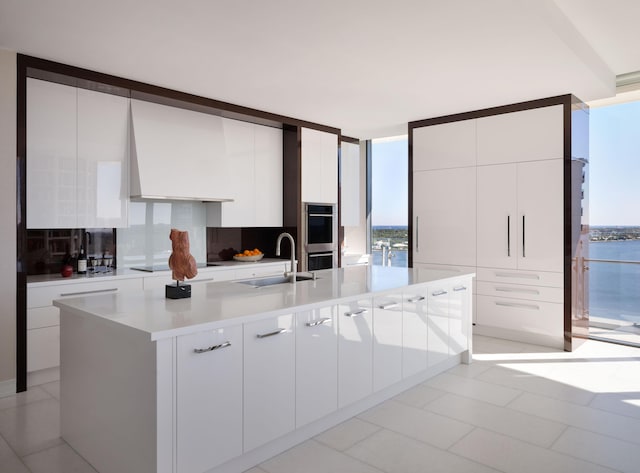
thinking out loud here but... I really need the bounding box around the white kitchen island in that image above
[54,265,474,473]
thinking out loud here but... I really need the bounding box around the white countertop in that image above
[27,258,290,287]
[53,265,474,341]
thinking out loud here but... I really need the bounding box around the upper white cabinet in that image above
[301,127,338,204]
[413,167,476,267]
[27,78,129,228]
[413,119,477,171]
[207,120,283,227]
[477,160,563,272]
[340,140,361,226]
[77,88,130,228]
[477,105,563,165]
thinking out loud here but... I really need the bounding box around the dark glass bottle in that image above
[77,245,87,274]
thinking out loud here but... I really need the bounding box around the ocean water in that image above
[588,240,640,322]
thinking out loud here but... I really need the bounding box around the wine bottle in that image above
[77,245,87,274]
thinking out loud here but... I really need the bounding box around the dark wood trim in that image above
[407,125,414,268]
[20,54,340,134]
[408,94,572,130]
[337,138,342,268]
[562,95,574,351]
[341,135,360,145]
[16,55,28,392]
[365,140,373,254]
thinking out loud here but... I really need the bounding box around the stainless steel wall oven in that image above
[301,203,337,271]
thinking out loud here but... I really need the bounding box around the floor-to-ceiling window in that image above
[587,95,640,346]
[369,136,408,267]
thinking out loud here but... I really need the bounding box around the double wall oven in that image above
[301,203,337,271]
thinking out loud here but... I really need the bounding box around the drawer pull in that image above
[59,288,117,297]
[406,296,425,303]
[453,286,467,292]
[344,309,367,317]
[256,328,287,339]
[495,301,540,310]
[431,290,447,297]
[494,272,540,280]
[495,287,539,295]
[378,302,399,310]
[194,341,231,353]
[306,318,331,327]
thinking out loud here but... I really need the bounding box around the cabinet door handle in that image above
[495,301,539,310]
[495,287,539,295]
[416,216,419,252]
[306,318,331,327]
[406,296,425,303]
[453,286,467,292]
[59,288,117,297]
[344,309,367,317]
[377,302,399,310]
[507,215,511,257]
[522,215,526,258]
[193,341,231,353]
[431,290,448,297]
[256,328,287,339]
[494,272,540,280]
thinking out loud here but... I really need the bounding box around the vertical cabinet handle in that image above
[256,328,287,339]
[194,341,231,353]
[522,215,526,258]
[507,215,511,257]
[416,216,419,252]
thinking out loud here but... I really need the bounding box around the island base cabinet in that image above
[243,314,295,452]
[372,294,403,391]
[338,299,373,408]
[295,307,338,428]
[176,326,243,473]
[428,286,450,367]
[402,290,428,378]
[449,284,471,355]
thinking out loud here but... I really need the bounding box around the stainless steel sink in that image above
[237,274,316,288]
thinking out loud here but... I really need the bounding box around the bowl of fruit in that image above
[233,248,264,262]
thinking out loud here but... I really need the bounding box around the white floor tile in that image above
[23,443,98,473]
[346,428,501,473]
[357,399,473,450]
[243,467,268,473]
[425,393,567,447]
[552,426,640,473]
[315,417,380,451]
[0,398,62,457]
[424,372,522,406]
[451,428,619,473]
[590,392,640,419]
[0,386,51,411]
[260,439,383,473]
[476,366,595,405]
[40,381,60,401]
[510,391,640,446]
[392,383,445,408]
[0,435,30,473]
[447,359,494,378]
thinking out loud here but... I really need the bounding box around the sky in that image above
[589,99,640,226]
[371,136,408,226]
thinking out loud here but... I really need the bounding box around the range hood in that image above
[130,99,234,202]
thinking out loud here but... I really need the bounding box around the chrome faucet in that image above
[276,232,297,283]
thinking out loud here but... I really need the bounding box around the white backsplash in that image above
[116,201,206,268]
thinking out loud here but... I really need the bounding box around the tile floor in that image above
[1,335,640,473]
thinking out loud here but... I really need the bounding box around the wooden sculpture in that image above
[166,228,198,298]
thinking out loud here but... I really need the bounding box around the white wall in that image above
[343,142,368,255]
[0,49,17,393]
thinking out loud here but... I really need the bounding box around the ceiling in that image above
[1,0,638,138]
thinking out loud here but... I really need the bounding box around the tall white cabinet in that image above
[301,127,338,204]
[412,101,573,349]
[27,78,129,229]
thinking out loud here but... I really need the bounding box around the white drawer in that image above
[476,281,564,304]
[476,294,563,337]
[476,267,562,288]
[27,306,60,329]
[28,277,143,308]
[414,263,476,278]
[143,269,236,291]
[27,326,60,372]
[234,262,289,280]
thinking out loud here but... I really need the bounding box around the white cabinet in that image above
[207,121,283,227]
[413,167,476,267]
[295,307,338,428]
[401,288,428,378]
[477,160,563,272]
[477,105,563,165]
[27,78,129,229]
[449,284,471,355]
[340,140,361,226]
[413,119,476,170]
[427,286,449,367]
[243,314,295,452]
[337,299,373,407]
[176,325,243,473]
[372,293,403,391]
[77,88,129,228]
[301,128,338,204]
